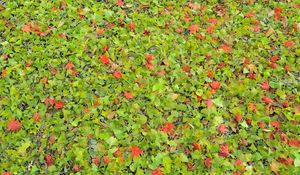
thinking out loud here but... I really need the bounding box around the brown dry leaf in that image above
[268,10,274,17]
[163,59,170,66]
[282,16,288,28]
[110,61,119,71]
[247,64,256,72]
[262,129,271,132]
[169,146,177,152]
[107,111,116,119]
[60,1,67,9]
[215,4,227,17]
[97,144,106,153]
[0,5,4,11]
[139,3,150,9]
[265,27,275,37]
[270,161,282,174]
[141,124,149,132]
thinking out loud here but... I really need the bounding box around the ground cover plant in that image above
[0,0,300,174]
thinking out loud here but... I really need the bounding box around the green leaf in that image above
[180,153,188,162]
[294,152,300,167]
[106,137,118,146]
[17,140,31,155]
[213,98,224,107]
[162,156,172,173]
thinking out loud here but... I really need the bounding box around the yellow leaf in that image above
[265,27,275,37]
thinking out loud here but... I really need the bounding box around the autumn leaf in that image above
[188,24,200,34]
[130,146,142,158]
[7,119,22,132]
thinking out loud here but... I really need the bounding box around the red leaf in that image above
[92,156,100,166]
[283,40,294,47]
[252,20,260,25]
[2,54,8,60]
[218,44,232,53]
[293,3,300,8]
[271,121,280,128]
[244,10,255,18]
[246,119,252,125]
[101,55,110,65]
[218,124,228,134]
[154,70,166,76]
[182,65,191,72]
[207,71,214,78]
[210,81,220,90]
[50,69,57,75]
[206,99,213,108]
[284,65,291,72]
[124,91,133,99]
[259,121,265,129]
[269,62,277,69]
[21,22,32,33]
[271,55,279,62]
[152,167,163,175]
[262,96,273,105]
[252,26,260,32]
[116,0,124,7]
[285,158,294,165]
[161,122,175,135]
[103,156,110,165]
[260,81,270,91]
[72,69,79,76]
[113,70,122,79]
[219,143,230,157]
[288,139,300,148]
[209,18,218,25]
[7,119,22,132]
[206,25,214,34]
[186,162,194,171]
[146,54,154,62]
[52,6,58,11]
[184,15,190,23]
[204,158,212,168]
[65,62,74,70]
[248,73,257,79]
[44,154,54,166]
[233,171,242,175]
[107,22,115,29]
[146,63,156,70]
[280,133,288,143]
[274,7,283,14]
[45,97,56,106]
[192,143,202,151]
[188,24,200,34]
[144,29,150,35]
[72,164,81,172]
[129,23,135,30]
[282,101,289,108]
[33,112,41,122]
[235,113,243,122]
[235,159,243,167]
[103,45,109,52]
[113,147,123,157]
[55,100,64,109]
[196,34,205,40]
[277,157,294,165]
[130,146,142,158]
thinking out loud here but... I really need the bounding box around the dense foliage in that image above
[0,0,300,174]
